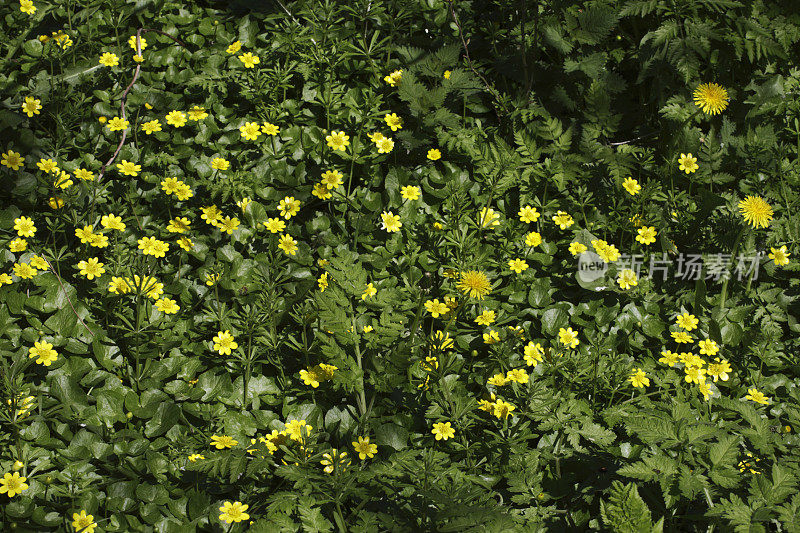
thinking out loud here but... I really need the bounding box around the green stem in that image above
[719,226,746,310]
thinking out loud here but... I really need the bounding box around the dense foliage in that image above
[1,0,800,531]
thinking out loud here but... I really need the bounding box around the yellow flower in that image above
[525,231,542,247]
[133,54,144,63]
[9,238,27,252]
[187,105,208,121]
[552,211,574,229]
[200,205,223,226]
[138,236,169,258]
[2,150,24,170]
[457,270,491,299]
[321,170,344,189]
[278,234,298,255]
[116,160,141,176]
[13,262,37,279]
[427,148,442,161]
[13,216,36,238]
[320,449,350,474]
[166,217,190,233]
[362,282,377,300]
[106,116,129,131]
[376,137,394,153]
[676,312,699,331]
[684,366,706,385]
[475,310,496,326]
[424,299,449,318]
[384,69,403,86]
[671,330,693,344]
[483,329,500,344]
[318,272,329,292]
[478,207,500,228]
[487,373,508,387]
[71,510,96,533]
[629,368,649,388]
[140,120,161,137]
[21,96,41,117]
[211,435,239,450]
[263,217,286,233]
[165,110,187,127]
[380,211,402,232]
[37,158,59,173]
[74,168,94,181]
[48,196,64,209]
[659,350,678,367]
[313,182,332,199]
[326,130,350,151]
[155,298,180,314]
[431,421,454,441]
[212,331,238,355]
[558,327,579,348]
[506,368,529,384]
[237,198,251,212]
[261,122,280,135]
[401,185,420,200]
[107,276,131,294]
[239,121,262,141]
[443,70,451,79]
[617,268,638,290]
[636,226,657,245]
[177,237,194,251]
[29,255,48,270]
[99,52,119,67]
[768,245,790,266]
[622,177,641,195]
[279,196,301,219]
[524,342,544,366]
[678,153,698,174]
[693,83,729,115]
[19,0,36,15]
[204,273,220,286]
[218,216,240,235]
[508,259,529,274]
[238,52,260,68]
[738,196,773,229]
[54,170,73,189]
[188,454,205,462]
[77,257,105,280]
[384,113,403,131]
[219,501,250,524]
[707,358,732,382]
[352,436,378,460]
[28,340,58,366]
[489,399,514,419]
[569,242,587,256]
[518,205,540,223]
[226,41,242,54]
[698,339,719,356]
[745,388,769,405]
[128,35,147,51]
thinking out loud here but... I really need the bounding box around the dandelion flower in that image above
[693,83,729,115]
[738,196,773,229]
[457,270,491,299]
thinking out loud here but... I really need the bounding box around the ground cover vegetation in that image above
[1,0,800,530]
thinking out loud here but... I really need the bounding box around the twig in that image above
[43,258,94,338]
[445,0,508,120]
[96,28,186,183]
